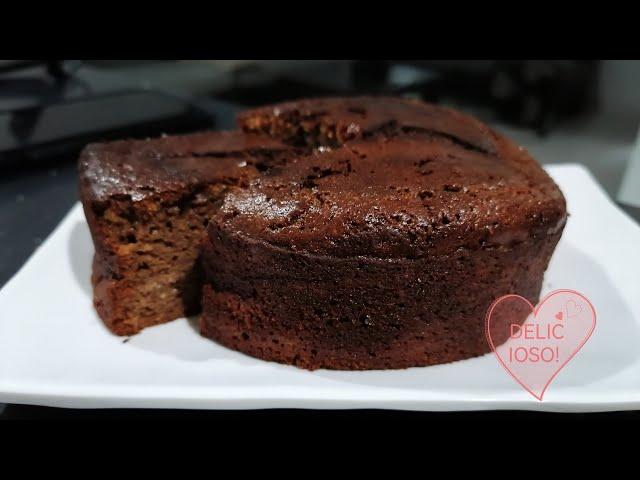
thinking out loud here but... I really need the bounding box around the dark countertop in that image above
[0,162,79,288]
[4,405,640,421]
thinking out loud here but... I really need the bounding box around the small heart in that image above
[486,289,596,401]
[566,300,582,319]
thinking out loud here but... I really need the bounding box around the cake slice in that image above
[79,130,298,335]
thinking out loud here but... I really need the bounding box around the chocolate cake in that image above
[79,130,299,335]
[79,96,566,370]
[200,97,567,369]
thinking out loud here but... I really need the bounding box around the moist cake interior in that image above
[80,132,299,334]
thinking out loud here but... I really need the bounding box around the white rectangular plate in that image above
[1,164,639,412]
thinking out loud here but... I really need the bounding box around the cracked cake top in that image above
[79,130,296,203]
[215,97,566,259]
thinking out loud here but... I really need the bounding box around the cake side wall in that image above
[200,219,565,370]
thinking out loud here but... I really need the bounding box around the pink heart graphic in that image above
[485,289,596,401]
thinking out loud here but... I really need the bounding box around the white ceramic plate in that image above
[1,164,639,412]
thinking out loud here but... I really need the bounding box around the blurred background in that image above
[1,59,639,290]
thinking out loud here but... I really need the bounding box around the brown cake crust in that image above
[238,96,499,153]
[79,130,299,335]
[201,97,567,370]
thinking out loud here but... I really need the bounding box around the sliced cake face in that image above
[79,131,299,335]
[201,97,567,370]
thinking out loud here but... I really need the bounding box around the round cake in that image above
[200,97,567,370]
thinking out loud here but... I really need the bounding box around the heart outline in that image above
[485,289,597,401]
